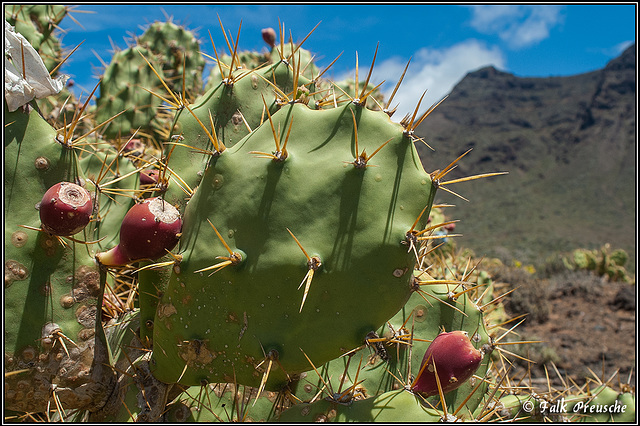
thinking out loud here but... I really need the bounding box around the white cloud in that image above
[345,40,506,121]
[468,5,564,49]
[611,40,635,56]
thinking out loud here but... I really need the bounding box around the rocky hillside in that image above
[416,44,636,271]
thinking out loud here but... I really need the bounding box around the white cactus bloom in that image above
[4,20,68,111]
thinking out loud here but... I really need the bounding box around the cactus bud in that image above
[96,197,182,266]
[261,27,276,48]
[411,330,482,397]
[38,182,92,236]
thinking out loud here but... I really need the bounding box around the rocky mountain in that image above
[415,44,636,270]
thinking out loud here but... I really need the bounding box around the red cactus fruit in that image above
[411,330,483,397]
[443,222,456,232]
[38,182,92,236]
[123,138,144,157]
[96,197,182,266]
[140,169,159,185]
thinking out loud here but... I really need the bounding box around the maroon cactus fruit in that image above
[96,197,182,266]
[262,27,277,48]
[38,182,92,236]
[411,330,483,397]
[140,169,159,185]
[123,138,145,157]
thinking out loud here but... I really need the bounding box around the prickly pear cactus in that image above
[9,12,625,424]
[564,244,635,283]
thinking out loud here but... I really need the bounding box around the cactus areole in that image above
[412,330,483,397]
[96,197,182,265]
[38,181,92,236]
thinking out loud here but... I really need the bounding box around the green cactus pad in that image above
[95,45,167,141]
[4,104,116,414]
[149,101,436,388]
[137,21,205,99]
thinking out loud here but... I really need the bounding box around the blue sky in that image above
[55,4,636,119]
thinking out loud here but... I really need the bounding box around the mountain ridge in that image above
[415,44,636,270]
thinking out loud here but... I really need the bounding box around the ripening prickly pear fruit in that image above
[412,330,483,397]
[38,181,92,236]
[96,197,182,266]
[140,169,159,185]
